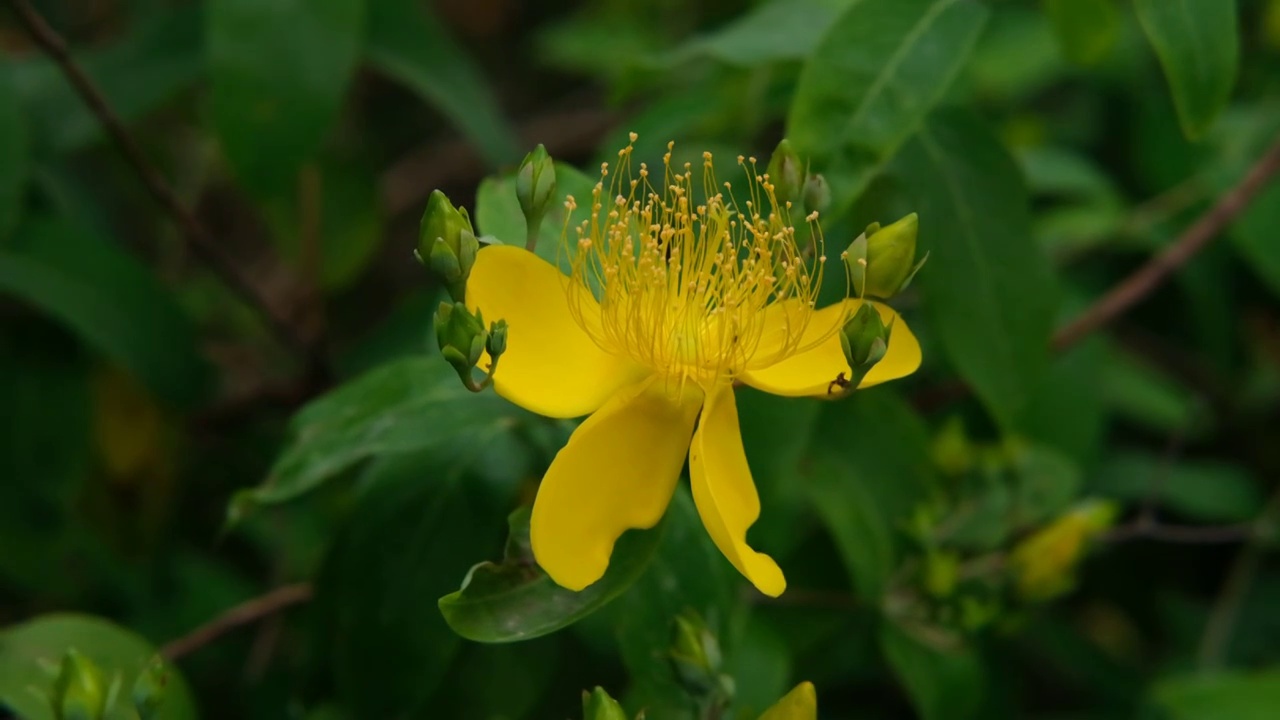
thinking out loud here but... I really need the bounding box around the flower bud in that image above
[802,172,830,215]
[486,318,508,358]
[863,213,927,299]
[838,303,892,388]
[131,656,169,720]
[766,139,804,206]
[581,687,628,720]
[434,301,488,386]
[670,610,723,696]
[517,144,557,236]
[1009,499,1118,601]
[53,650,106,720]
[418,190,478,302]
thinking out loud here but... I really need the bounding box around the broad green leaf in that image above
[208,0,364,196]
[1018,146,1122,202]
[880,622,984,720]
[808,454,896,601]
[1235,181,1280,297]
[0,217,211,409]
[724,619,792,720]
[367,0,519,167]
[893,110,1057,431]
[1020,337,1108,465]
[318,451,506,718]
[439,505,664,643]
[1135,0,1239,139]
[231,356,526,518]
[1094,451,1262,523]
[0,66,27,238]
[0,614,196,720]
[1043,0,1120,65]
[12,6,203,154]
[1101,349,1207,436]
[1152,668,1280,720]
[788,0,988,210]
[966,6,1065,100]
[670,0,852,67]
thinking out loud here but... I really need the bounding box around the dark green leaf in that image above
[724,618,792,719]
[671,0,852,67]
[0,66,27,239]
[1094,451,1262,523]
[0,614,196,720]
[0,217,211,409]
[367,0,519,167]
[880,621,984,720]
[1101,349,1207,436]
[893,109,1058,431]
[1043,0,1120,65]
[1152,668,1280,720]
[736,387,822,559]
[439,504,665,643]
[208,0,364,196]
[1135,0,1239,139]
[1020,338,1109,465]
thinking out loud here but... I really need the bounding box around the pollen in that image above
[561,136,829,385]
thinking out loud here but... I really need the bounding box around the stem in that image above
[160,583,313,661]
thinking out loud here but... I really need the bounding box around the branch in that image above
[160,583,313,661]
[1052,132,1280,352]
[7,0,317,363]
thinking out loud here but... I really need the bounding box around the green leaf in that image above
[317,450,506,718]
[0,614,196,720]
[232,356,526,518]
[1152,668,1280,720]
[366,0,519,167]
[670,0,852,67]
[1020,338,1108,465]
[1094,451,1262,523]
[724,619,792,720]
[880,621,984,720]
[892,109,1058,431]
[475,162,598,265]
[1043,0,1120,65]
[1101,349,1207,436]
[787,0,988,210]
[0,217,211,409]
[439,505,665,643]
[208,0,364,196]
[1135,0,1239,140]
[0,65,27,239]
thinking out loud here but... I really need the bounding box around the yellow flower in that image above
[1010,500,1117,601]
[467,138,921,597]
[759,681,818,720]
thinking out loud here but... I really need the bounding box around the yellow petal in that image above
[688,383,786,597]
[531,377,703,591]
[467,245,643,418]
[758,682,818,720]
[741,299,921,397]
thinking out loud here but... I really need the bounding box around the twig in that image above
[1102,521,1255,545]
[7,0,317,363]
[1052,132,1280,352]
[160,583,314,661]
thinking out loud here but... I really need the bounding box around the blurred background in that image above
[3,0,1280,718]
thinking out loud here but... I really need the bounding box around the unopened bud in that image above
[766,139,804,206]
[802,172,830,215]
[863,213,926,299]
[517,144,557,235]
[434,301,488,385]
[838,303,892,388]
[131,656,169,720]
[581,687,628,720]
[54,650,106,720]
[486,319,508,358]
[418,190,478,302]
[671,610,723,696]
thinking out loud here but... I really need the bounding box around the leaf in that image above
[1043,0,1120,66]
[880,621,984,720]
[474,162,598,266]
[670,0,853,67]
[208,0,364,196]
[0,65,27,239]
[439,505,665,643]
[1101,349,1207,436]
[735,387,822,559]
[317,450,506,718]
[1135,0,1239,140]
[0,614,196,720]
[892,109,1058,431]
[787,0,988,211]
[1152,668,1280,720]
[1020,338,1109,465]
[724,619,792,720]
[1093,451,1263,523]
[366,0,519,167]
[0,217,212,409]
[232,356,527,518]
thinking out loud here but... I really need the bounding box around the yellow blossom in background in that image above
[1010,500,1118,601]
[758,681,818,720]
[467,137,921,597]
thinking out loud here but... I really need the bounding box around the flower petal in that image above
[531,377,703,591]
[467,245,643,418]
[688,383,786,597]
[759,682,818,720]
[741,299,921,397]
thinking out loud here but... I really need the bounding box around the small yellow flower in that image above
[1010,500,1117,601]
[759,681,818,720]
[467,138,921,597]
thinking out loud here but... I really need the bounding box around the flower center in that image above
[562,136,827,385]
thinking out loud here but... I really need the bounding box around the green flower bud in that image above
[838,303,893,388]
[434,301,488,386]
[54,650,106,720]
[670,610,723,695]
[517,144,557,236]
[418,190,478,302]
[131,656,168,720]
[802,172,830,215]
[863,213,926,299]
[766,139,804,206]
[486,318,508,358]
[581,687,629,720]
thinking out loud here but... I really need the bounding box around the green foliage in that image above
[1135,0,1240,139]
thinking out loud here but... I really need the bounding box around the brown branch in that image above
[7,0,317,363]
[160,583,314,661]
[1052,132,1280,352]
